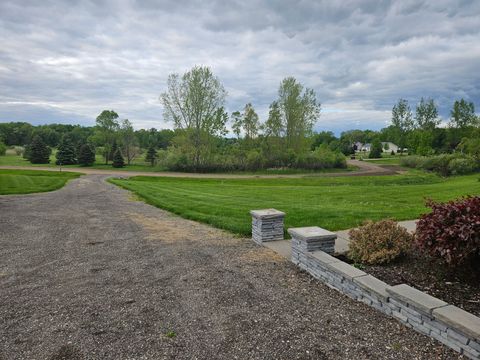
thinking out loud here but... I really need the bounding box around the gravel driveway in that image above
[0,175,460,359]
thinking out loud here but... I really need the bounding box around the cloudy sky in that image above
[1,0,479,134]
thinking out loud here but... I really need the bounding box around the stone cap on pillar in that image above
[250,208,285,219]
[288,226,337,241]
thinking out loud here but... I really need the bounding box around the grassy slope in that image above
[0,169,81,195]
[110,171,480,235]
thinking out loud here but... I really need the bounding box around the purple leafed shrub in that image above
[415,196,480,268]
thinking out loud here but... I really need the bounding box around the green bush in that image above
[157,145,346,173]
[421,154,478,176]
[447,157,478,175]
[400,156,426,168]
[0,141,6,156]
[402,154,479,176]
[368,139,383,159]
[295,146,346,170]
[245,149,264,170]
[348,219,413,265]
[421,154,453,176]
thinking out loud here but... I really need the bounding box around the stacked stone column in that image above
[289,226,337,264]
[250,209,285,245]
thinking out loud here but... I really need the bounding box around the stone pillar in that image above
[250,209,285,245]
[289,226,337,259]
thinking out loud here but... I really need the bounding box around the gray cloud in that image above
[0,0,479,134]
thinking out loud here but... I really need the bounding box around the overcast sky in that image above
[1,0,479,134]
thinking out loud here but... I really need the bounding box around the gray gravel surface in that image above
[0,175,461,359]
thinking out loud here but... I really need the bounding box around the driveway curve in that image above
[0,175,457,359]
[0,159,395,179]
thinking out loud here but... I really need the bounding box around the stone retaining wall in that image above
[251,210,480,359]
[292,249,480,359]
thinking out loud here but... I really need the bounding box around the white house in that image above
[381,142,399,153]
[354,141,399,153]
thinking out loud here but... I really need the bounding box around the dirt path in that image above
[0,175,457,359]
[0,159,395,179]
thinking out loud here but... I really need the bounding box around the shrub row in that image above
[348,196,480,271]
[157,147,347,172]
[400,154,479,176]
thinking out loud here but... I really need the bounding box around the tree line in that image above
[0,65,478,171]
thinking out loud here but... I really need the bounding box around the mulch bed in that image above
[362,253,480,317]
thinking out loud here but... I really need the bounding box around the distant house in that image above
[381,142,399,153]
[354,141,399,153]
[353,142,371,152]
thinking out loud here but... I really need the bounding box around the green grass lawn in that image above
[0,152,163,171]
[0,169,81,195]
[109,171,480,235]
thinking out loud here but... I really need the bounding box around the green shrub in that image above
[348,219,413,265]
[421,154,453,176]
[295,147,346,170]
[447,157,478,175]
[0,141,6,156]
[368,139,383,159]
[245,149,264,170]
[400,156,426,168]
[11,146,24,156]
[421,154,478,176]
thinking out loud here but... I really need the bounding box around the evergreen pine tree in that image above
[112,148,125,168]
[55,134,77,165]
[145,145,157,166]
[78,144,96,166]
[29,135,51,164]
[109,140,119,163]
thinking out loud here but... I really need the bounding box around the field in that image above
[109,171,480,235]
[0,169,81,195]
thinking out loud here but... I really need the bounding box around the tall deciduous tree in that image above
[231,103,260,143]
[160,66,227,171]
[391,99,414,151]
[119,119,138,165]
[277,77,321,153]
[264,101,283,138]
[450,99,477,128]
[415,98,440,130]
[93,110,119,164]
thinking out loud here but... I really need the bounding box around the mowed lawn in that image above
[110,171,480,235]
[0,170,81,195]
